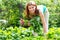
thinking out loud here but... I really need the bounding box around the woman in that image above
[20,1,49,35]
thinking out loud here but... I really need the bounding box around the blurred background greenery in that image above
[0,0,60,28]
[0,0,60,40]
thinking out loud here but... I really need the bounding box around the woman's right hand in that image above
[20,18,24,26]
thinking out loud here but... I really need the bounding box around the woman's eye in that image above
[32,7,34,8]
[29,8,31,9]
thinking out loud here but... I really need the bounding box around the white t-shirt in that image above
[37,5,47,14]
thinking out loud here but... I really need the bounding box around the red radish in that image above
[20,18,24,25]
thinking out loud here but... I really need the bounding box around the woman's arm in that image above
[39,11,48,34]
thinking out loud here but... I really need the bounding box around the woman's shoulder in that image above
[37,5,46,9]
[37,5,47,13]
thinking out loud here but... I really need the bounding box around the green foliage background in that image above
[0,0,60,40]
[0,0,60,28]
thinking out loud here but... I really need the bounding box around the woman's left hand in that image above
[28,21,31,26]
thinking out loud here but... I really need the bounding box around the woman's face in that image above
[28,5,36,14]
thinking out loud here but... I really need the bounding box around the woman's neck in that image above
[29,13,36,18]
[29,13,35,16]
